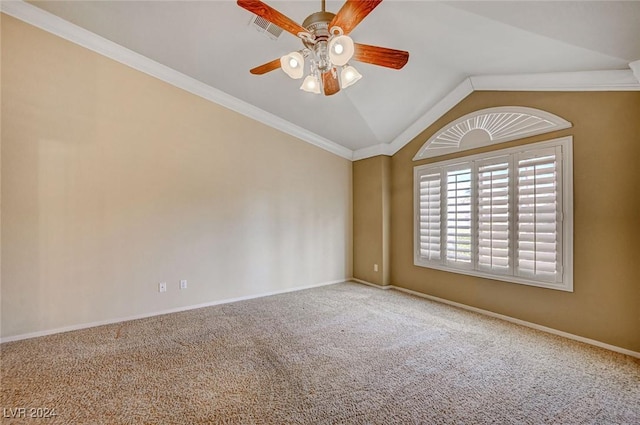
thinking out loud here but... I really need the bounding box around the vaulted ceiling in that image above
[15,1,640,159]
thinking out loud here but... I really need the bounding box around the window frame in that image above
[413,136,573,292]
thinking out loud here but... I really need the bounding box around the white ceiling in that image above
[23,1,640,155]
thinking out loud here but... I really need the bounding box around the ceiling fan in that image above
[237,0,409,96]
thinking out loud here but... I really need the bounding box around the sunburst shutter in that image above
[476,157,511,274]
[516,147,562,282]
[417,171,441,262]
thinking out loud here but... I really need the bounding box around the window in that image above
[413,106,572,160]
[414,137,573,291]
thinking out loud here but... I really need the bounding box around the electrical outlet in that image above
[180,280,187,290]
[159,282,167,293]
[374,264,379,272]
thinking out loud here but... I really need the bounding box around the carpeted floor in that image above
[1,282,639,424]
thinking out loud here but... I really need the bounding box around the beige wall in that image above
[389,91,640,352]
[353,155,390,286]
[1,15,352,339]
[3,12,638,354]
[0,13,3,333]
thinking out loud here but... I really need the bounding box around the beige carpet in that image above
[1,282,639,424]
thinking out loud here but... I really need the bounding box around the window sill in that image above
[413,259,573,292]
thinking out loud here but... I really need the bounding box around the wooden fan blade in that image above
[329,0,382,35]
[353,43,409,69]
[250,58,282,75]
[237,0,308,38]
[323,69,340,96]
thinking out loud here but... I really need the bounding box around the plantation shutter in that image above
[414,137,571,291]
[445,166,473,267]
[418,171,441,261]
[516,147,562,282]
[476,157,511,274]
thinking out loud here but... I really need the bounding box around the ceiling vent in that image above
[250,15,283,40]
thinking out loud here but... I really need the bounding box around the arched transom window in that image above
[414,106,572,161]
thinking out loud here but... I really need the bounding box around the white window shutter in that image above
[476,157,511,274]
[445,166,473,266]
[516,147,562,282]
[418,172,441,261]
[413,136,571,291]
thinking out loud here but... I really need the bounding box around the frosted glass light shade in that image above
[340,65,362,88]
[300,75,321,94]
[328,35,354,66]
[280,52,304,79]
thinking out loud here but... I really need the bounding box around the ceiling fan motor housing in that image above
[301,11,336,73]
[301,11,336,36]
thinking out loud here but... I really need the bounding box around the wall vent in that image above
[250,15,284,40]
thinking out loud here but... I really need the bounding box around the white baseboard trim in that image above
[355,282,640,359]
[350,278,393,289]
[0,279,346,344]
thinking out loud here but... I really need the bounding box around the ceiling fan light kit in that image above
[300,74,322,94]
[238,0,409,96]
[328,34,355,66]
[280,51,304,79]
[340,65,362,88]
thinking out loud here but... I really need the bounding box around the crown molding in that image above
[352,79,475,161]
[470,69,640,92]
[351,68,640,161]
[387,78,475,156]
[630,60,640,83]
[3,1,639,163]
[351,143,394,161]
[0,0,353,160]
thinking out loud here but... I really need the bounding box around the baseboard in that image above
[0,279,346,344]
[350,278,393,289]
[7,279,637,359]
[357,282,640,359]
